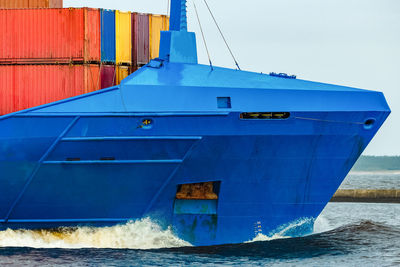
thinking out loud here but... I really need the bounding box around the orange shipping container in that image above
[0,64,101,115]
[0,0,62,8]
[0,8,100,64]
[28,0,48,8]
[48,0,62,8]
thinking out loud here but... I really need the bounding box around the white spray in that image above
[0,218,191,249]
[247,217,319,243]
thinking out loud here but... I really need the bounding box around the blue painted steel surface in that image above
[0,0,391,246]
[159,31,198,63]
[100,9,116,63]
[174,200,218,215]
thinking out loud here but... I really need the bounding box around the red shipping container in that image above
[132,13,150,66]
[0,8,100,64]
[0,0,62,8]
[100,65,116,89]
[129,65,138,74]
[0,64,101,115]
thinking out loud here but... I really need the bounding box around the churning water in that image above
[0,218,190,250]
[0,203,399,266]
[0,171,399,266]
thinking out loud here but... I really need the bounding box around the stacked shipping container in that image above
[100,9,116,63]
[0,8,101,64]
[0,7,169,115]
[100,9,116,90]
[0,64,100,114]
[133,13,150,66]
[116,10,132,65]
[149,15,169,59]
[0,0,62,8]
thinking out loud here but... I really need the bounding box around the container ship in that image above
[0,0,391,246]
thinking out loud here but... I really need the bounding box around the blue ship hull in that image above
[0,66,390,245]
[0,0,391,246]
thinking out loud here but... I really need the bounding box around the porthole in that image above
[139,118,153,129]
[364,118,376,130]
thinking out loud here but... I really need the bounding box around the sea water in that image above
[340,171,400,189]
[0,172,399,266]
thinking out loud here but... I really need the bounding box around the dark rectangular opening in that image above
[240,112,290,120]
[174,181,221,215]
[175,181,221,200]
[100,157,116,161]
[217,97,231,109]
[66,158,81,161]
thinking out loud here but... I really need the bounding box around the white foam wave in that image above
[0,218,191,249]
[246,218,314,243]
[313,215,333,234]
[249,232,289,242]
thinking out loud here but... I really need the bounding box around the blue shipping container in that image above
[101,9,116,63]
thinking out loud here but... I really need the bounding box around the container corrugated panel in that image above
[83,8,101,63]
[83,64,101,94]
[164,15,170,32]
[29,0,49,8]
[0,8,100,63]
[116,65,129,84]
[149,15,169,59]
[100,65,116,89]
[115,10,132,65]
[0,0,62,8]
[0,0,30,8]
[48,0,62,8]
[0,64,101,115]
[132,13,149,66]
[0,65,14,115]
[101,9,115,63]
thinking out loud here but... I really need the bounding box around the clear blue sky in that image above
[65,0,400,156]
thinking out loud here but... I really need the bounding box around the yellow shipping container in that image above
[149,15,169,59]
[116,11,132,65]
[116,65,130,84]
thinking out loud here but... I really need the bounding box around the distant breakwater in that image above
[331,189,400,203]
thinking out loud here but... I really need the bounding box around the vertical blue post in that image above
[170,0,187,31]
[159,0,198,64]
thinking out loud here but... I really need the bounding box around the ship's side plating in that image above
[0,0,391,246]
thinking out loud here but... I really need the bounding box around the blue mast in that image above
[159,0,198,64]
[169,0,188,31]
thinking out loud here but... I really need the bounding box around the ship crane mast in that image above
[159,0,198,64]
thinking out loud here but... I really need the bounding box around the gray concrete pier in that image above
[331,189,400,203]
